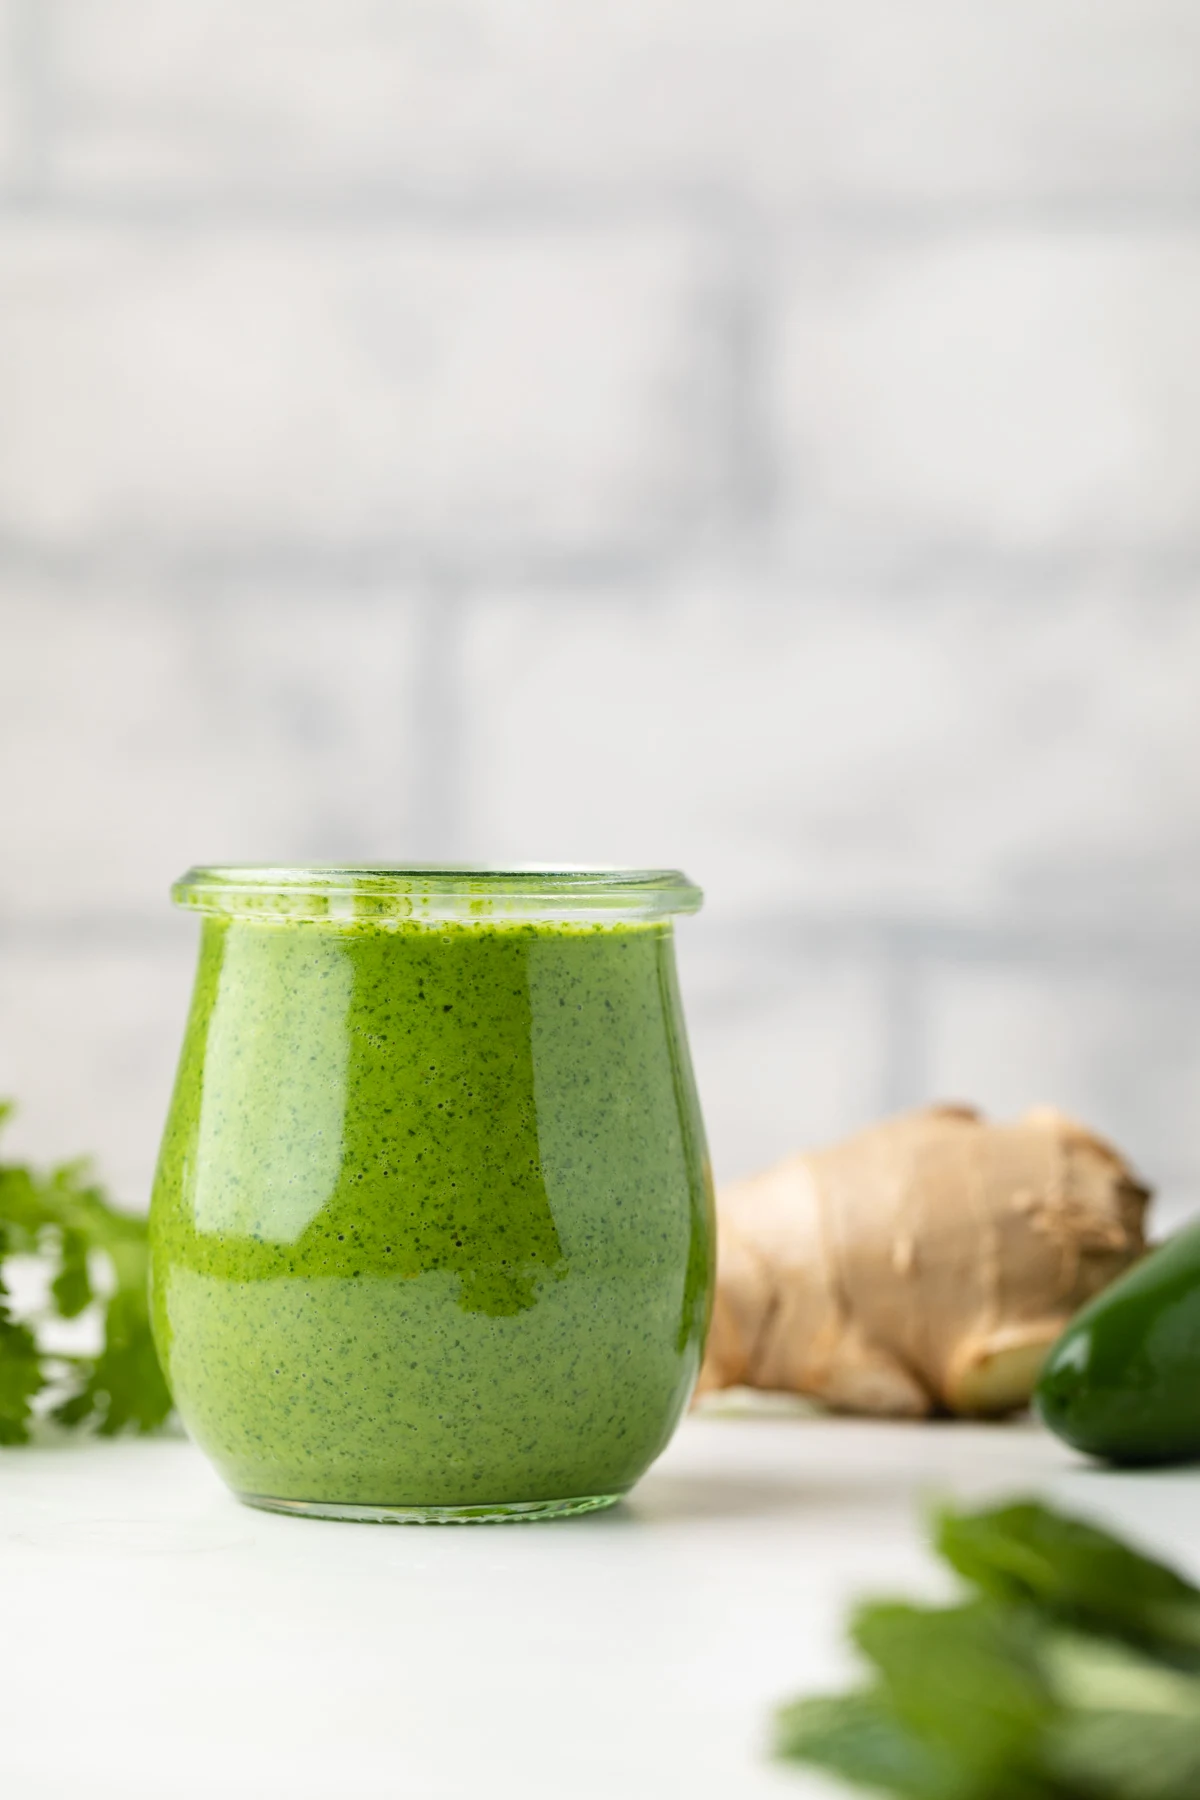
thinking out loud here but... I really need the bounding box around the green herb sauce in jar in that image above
[150,867,713,1523]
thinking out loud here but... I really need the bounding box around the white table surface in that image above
[4,1412,1200,1800]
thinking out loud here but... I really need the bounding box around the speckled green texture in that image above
[149,915,713,1510]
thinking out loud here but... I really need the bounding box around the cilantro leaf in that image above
[0,1104,172,1440]
[57,1266,172,1436]
[0,1302,42,1444]
[51,1225,93,1319]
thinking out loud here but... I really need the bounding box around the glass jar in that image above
[149,865,713,1523]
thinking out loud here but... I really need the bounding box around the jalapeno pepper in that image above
[1036,1221,1200,1466]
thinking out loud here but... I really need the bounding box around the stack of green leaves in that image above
[777,1499,1200,1800]
[0,1102,172,1442]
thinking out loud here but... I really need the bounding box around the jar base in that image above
[236,1489,625,1526]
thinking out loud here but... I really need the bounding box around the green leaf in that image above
[0,1223,40,1443]
[1047,1629,1200,1719]
[50,1226,93,1319]
[1049,1707,1200,1800]
[0,1163,51,1244]
[0,1101,172,1441]
[851,1598,1055,1781]
[776,1689,960,1798]
[937,1501,1200,1665]
[93,1281,173,1436]
[0,1313,42,1445]
[51,1246,172,1436]
[772,1501,1200,1798]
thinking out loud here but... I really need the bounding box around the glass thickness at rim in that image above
[172,864,703,923]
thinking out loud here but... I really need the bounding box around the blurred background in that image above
[1,2,1198,1224]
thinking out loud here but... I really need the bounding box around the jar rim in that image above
[172,864,703,923]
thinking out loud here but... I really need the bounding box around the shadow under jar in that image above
[149,866,714,1524]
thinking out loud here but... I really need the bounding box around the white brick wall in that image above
[0,3,18,185]
[778,234,1200,556]
[926,956,1200,1230]
[0,937,194,1206]
[0,223,706,557]
[0,588,428,919]
[2,3,1199,1227]
[48,1,1200,205]
[458,583,1200,926]
[677,930,888,1186]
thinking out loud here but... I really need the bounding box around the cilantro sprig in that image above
[0,1102,172,1442]
[777,1500,1200,1800]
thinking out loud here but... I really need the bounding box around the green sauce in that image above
[150,915,713,1513]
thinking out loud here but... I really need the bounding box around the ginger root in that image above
[697,1104,1150,1418]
